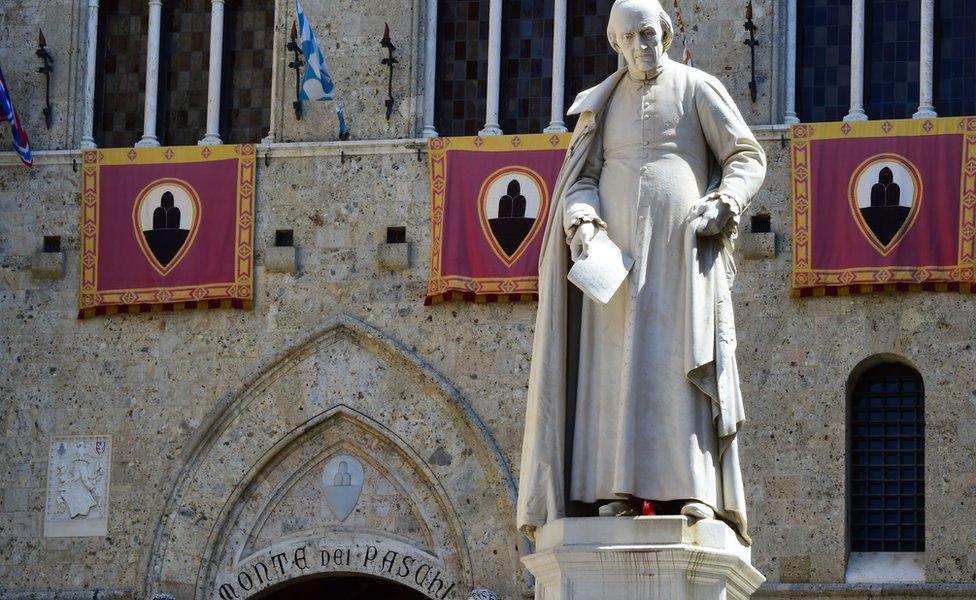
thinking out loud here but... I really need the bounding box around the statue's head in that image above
[607,0,674,72]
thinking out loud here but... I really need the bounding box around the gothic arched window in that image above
[934,0,976,117]
[94,0,151,148]
[564,0,616,131]
[849,361,925,552]
[434,0,490,137]
[219,0,275,143]
[863,0,921,120]
[796,0,852,123]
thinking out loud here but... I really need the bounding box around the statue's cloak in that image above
[516,66,755,543]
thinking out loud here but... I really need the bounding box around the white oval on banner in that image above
[482,171,543,220]
[852,158,918,209]
[136,181,197,232]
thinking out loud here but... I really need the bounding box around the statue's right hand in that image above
[570,222,597,261]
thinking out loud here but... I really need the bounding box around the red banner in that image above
[792,117,976,296]
[425,133,569,305]
[78,145,255,318]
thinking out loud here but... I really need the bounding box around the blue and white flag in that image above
[295,0,349,138]
[0,64,32,167]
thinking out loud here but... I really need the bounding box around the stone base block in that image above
[265,245,298,274]
[378,242,411,270]
[739,231,776,260]
[31,251,64,279]
[522,516,764,600]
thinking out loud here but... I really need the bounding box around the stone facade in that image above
[0,1,974,598]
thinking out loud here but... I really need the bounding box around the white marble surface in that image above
[523,516,764,599]
[845,552,925,584]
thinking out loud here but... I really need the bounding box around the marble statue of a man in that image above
[517,0,766,542]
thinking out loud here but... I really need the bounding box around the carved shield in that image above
[132,178,202,275]
[848,154,922,255]
[322,454,364,521]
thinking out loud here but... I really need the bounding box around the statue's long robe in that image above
[516,58,766,543]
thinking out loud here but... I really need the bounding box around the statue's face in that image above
[610,2,664,72]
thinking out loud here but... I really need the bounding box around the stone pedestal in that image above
[522,516,764,600]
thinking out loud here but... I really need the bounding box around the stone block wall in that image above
[1,0,975,597]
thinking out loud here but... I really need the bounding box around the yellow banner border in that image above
[78,144,255,313]
[791,117,976,294]
[425,134,570,302]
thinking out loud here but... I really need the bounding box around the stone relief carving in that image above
[44,435,111,537]
[322,454,364,521]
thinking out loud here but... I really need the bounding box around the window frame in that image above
[845,356,926,557]
[84,0,277,149]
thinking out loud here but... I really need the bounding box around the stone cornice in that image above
[0,124,798,168]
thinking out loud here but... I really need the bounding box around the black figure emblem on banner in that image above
[477,166,549,267]
[849,154,922,255]
[132,178,201,275]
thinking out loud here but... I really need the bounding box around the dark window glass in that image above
[864,0,920,120]
[934,0,976,117]
[94,0,149,148]
[498,0,554,134]
[849,362,925,552]
[158,0,212,146]
[796,0,852,123]
[220,0,274,143]
[565,0,616,131]
[435,0,489,136]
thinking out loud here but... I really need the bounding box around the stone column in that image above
[479,0,502,135]
[844,0,868,121]
[420,0,438,138]
[544,0,567,134]
[522,517,765,600]
[81,0,99,149]
[913,0,937,119]
[199,0,225,145]
[261,0,285,144]
[783,0,799,124]
[136,0,163,147]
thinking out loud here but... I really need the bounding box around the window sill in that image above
[844,552,926,584]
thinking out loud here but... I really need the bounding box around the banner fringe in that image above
[77,299,252,320]
[792,283,974,298]
[424,292,539,306]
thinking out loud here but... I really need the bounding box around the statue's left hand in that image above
[690,195,734,236]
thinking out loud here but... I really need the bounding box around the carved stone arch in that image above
[845,352,922,394]
[144,314,520,599]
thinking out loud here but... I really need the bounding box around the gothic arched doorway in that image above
[256,574,431,600]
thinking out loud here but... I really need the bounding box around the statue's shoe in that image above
[680,501,715,520]
[597,500,636,517]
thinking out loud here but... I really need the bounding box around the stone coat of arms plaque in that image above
[44,436,111,537]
